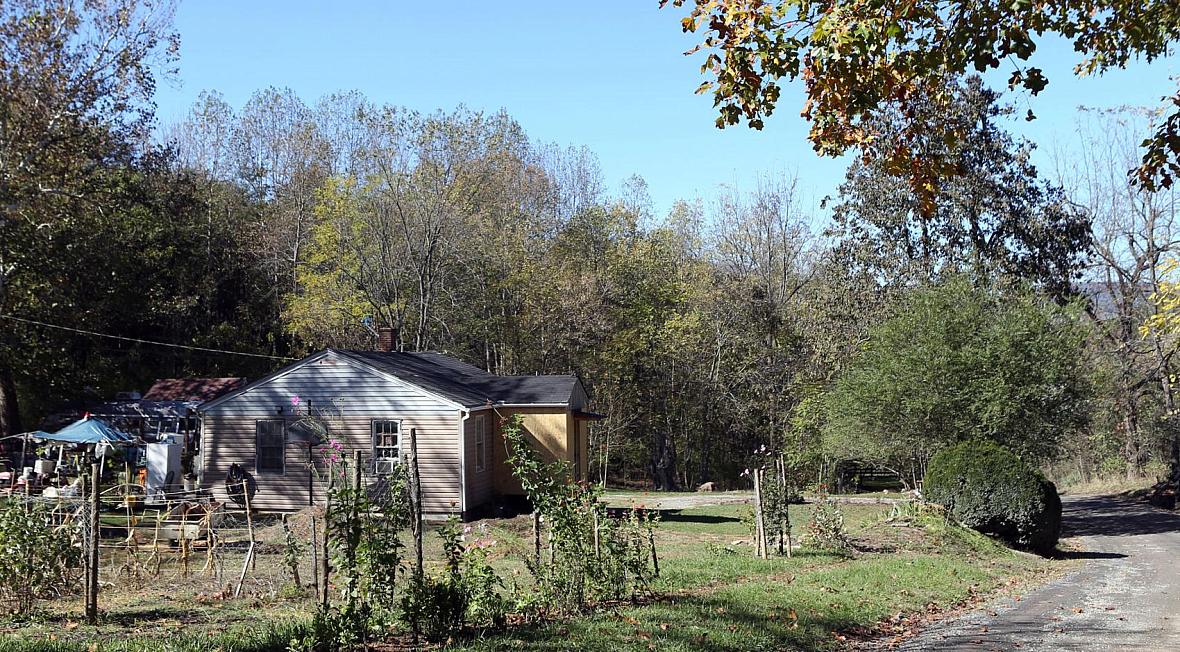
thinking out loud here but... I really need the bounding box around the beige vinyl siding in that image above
[200,353,462,514]
[464,410,495,512]
[201,414,461,513]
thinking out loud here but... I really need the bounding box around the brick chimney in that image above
[377,327,395,353]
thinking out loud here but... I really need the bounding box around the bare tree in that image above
[1058,108,1180,479]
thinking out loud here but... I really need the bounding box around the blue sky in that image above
[155,1,1180,218]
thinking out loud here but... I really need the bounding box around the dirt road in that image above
[898,495,1180,651]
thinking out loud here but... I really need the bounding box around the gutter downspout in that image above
[459,408,471,519]
[196,412,206,489]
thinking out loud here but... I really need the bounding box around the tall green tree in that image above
[825,277,1091,485]
[828,77,1091,296]
[0,0,178,437]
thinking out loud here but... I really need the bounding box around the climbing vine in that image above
[502,414,659,615]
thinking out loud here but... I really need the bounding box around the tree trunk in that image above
[1123,409,1144,481]
[649,431,679,491]
[0,363,20,439]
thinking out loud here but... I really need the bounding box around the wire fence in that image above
[1,491,324,611]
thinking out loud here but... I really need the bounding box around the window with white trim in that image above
[255,420,286,474]
[474,416,487,472]
[372,420,401,474]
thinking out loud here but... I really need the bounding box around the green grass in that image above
[0,502,1055,652]
[447,503,1050,651]
[0,620,311,652]
[451,553,1022,652]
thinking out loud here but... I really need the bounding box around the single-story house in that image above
[196,347,598,518]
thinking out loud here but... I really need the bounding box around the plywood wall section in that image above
[492,407,575,496]
[200,353,462,515]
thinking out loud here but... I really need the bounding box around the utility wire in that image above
[1,314,296,361]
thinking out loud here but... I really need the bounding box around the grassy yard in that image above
[0,501,1059,651]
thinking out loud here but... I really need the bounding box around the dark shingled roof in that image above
[334,350,578,408]
[142,377,246,402]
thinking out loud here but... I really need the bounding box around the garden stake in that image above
[408,426,424,645]
[242,479,256,570]
[180,507,190,577]
[282,513,301,587]
[234,541,254,598]
[648,524,659,578]
[201,512,215,575]
[532,510,541,569]
[310,513,320,596]
[592,509,600,558]
[147,509,163,576]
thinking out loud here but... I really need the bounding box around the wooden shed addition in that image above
[196,349,594,518]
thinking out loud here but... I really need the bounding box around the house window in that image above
[256,420,286,474]
[474,416,487,472]
[372,420,401,474]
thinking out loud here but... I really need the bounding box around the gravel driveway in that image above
[603,490,754,510]
[897,494,1180,651]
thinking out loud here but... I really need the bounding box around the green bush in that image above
[923,440,1061,553]
[0,498,81,613]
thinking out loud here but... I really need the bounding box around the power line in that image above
[1,314,296,361]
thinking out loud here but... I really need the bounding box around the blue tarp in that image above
[38,417,135,445]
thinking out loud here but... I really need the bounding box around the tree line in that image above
[3,0,1179,491]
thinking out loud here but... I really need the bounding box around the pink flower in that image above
[290,395,301,406]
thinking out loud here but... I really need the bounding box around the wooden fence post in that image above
[780,454,792,558]
[408,427,424,645]
[753,467,767,560]
[320,467,334,610]
[86,460,100,624]
[532,511,541,570]
[347,450,362,614]
[81,464,90,616]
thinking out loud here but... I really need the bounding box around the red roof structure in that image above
[142,377,246,403]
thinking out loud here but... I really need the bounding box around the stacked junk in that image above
[2,377,245,546]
